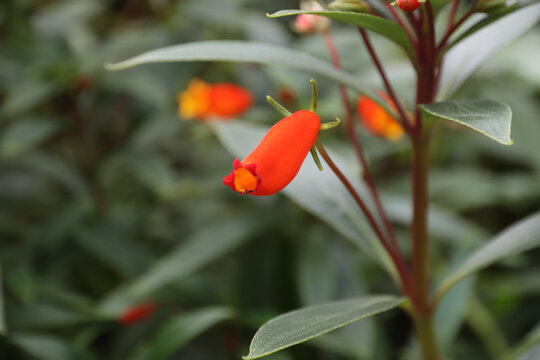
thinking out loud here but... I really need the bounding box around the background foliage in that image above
[0,0,539,359]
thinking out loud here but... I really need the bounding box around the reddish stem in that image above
[388,5,418,52]
[358,28,413,133]
[322,31,403,252]
[437,8,475,53]
[315,142,414,300]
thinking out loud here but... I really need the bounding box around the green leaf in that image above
[267,10,415,60]
[151,307,233,360]
[210,120,397,280]
[436,211,540,300]
[419,99,512,145]
[438,3,540,98]
[0,118,58,156]
[99,217,255,313]
[503,323,540,360]
[105,41,394,116]
[243,296,404,359]
[12,335,73,360]
[0,264,6,335]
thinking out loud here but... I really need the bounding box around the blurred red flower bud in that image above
[223,110,320,196]
[392,0,422,11]
[178,79,252,121]
[357,93,404,141]
[118,302,157,325]
[277,86,296,103]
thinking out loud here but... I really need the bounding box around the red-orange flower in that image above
[223,110,320,196]
[118,302,157,325]
[356,93,404,141]
[177,79,252,121]
[393,0,422,11]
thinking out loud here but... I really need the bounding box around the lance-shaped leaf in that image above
[105,41,395,116]
[244,296,404,359]
[267,10,415,60]
[419,99,512,145]
[436,211,540,300]
[438,3,540,98]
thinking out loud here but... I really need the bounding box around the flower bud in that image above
[119,302,157,325]
[223,110,320,196]
[357,93,404,141]
[392,0,423,12]
[178,79,252,121]
[293,0,331,34]
[328,0,371,13]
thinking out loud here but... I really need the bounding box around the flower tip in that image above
[118,302,157,326]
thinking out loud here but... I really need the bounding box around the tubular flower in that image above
[177,79,252,120]
[118,302,157,325]
[392,0,423,11]
[223,110,320,196]
[356,93,404,141]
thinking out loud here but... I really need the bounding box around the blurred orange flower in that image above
[178,79,252,121]
[356,93,404,141]
[118,302,157,325]
[223,110,320,196]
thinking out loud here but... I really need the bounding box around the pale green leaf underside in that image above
[419,99,512,145]
[437,211,540,299]
[267,10,415,60]
[105,41,395,116]
[244,295,404,359]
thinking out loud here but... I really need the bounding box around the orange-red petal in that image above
[223,110,320,196]
[356,93,404,141]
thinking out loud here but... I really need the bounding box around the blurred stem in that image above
[412,313,441,360]
[357,28,413,133]
[321,30,402,254]
[314,141,414,301]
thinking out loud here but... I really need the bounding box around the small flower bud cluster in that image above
[293,0,331,34]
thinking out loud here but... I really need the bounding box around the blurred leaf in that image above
[11,334,88,360]
[435,276,475,349]
[1,81,58,117]
[210,120,397,280]
[267,10,415,60]
[297,231,336,306]
[18,151,90,198]
[151,307,233,360]
[244,296,404,359]
[503,323,540,360]
[0,117,58,156]
[438,3,540,98]
[0,263,6,335]
[419,99,512,145]
[437,211,540,299]
[467,295,509,357]
[106,41,395,115]
[7,304,101,331]
[100,216,257,313]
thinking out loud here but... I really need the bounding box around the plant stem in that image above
[315,141,414,300]
[358,28,413,133]
[412,312,442,360]
[322,31,402,252]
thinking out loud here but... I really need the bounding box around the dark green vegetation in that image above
[0,0,539,359]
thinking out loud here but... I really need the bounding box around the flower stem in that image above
[315,141,414,300]
[321,31,402,252]
[412,312,442,360]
